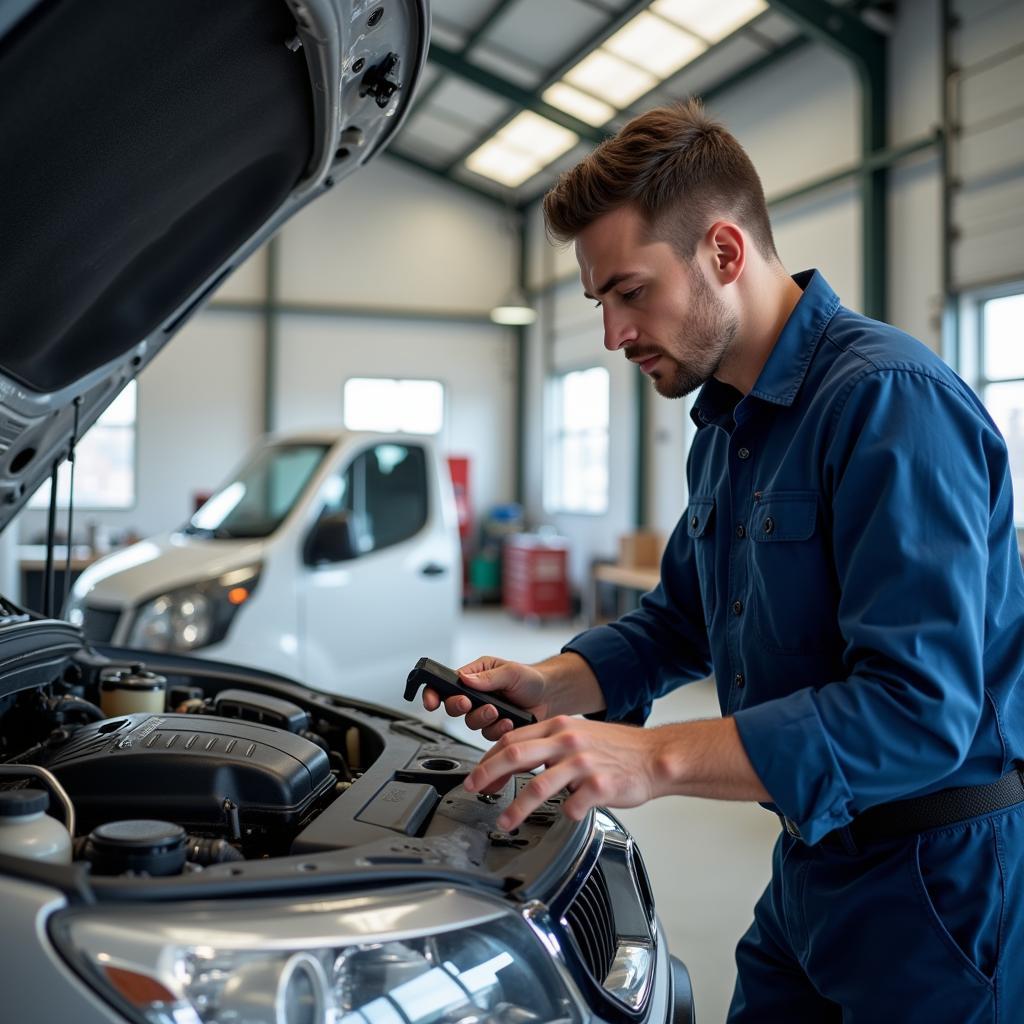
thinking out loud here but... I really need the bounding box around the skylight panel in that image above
[651,0,768,44]
[564,50,658,108]
[604,11,707,78]
[542,82,616,127]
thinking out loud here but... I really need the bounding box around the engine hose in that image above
[186,835,244,865]
[51,695,104,723]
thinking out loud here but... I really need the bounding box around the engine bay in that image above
[0,624,577,889]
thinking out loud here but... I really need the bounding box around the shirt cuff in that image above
[733,687,854,845]
[562,626,652,726]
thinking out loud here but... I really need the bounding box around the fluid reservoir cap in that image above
[86,820,188,876]
[0,789,49,817]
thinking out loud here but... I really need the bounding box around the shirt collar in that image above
[691,269,840,429]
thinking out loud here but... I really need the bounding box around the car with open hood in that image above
[0,2,694,1022]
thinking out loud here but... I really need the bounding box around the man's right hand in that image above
[422,656,550,741]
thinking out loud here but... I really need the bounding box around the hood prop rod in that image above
[61,398,83,617]
[42,397,82,620]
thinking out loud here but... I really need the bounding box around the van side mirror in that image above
[304,511,359,565]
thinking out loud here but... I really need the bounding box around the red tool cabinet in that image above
[502,534,570,618]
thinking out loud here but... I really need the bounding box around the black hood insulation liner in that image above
[0,0,314,393]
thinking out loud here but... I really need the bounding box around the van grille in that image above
[82,605,120,643]
[563,863,616,983]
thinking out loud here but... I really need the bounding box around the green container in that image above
[469,552,502,596]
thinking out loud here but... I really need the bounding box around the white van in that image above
[65,431,461,707]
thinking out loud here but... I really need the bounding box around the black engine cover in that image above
[40,713,333,835]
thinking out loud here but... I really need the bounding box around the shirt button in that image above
[734,673,745,688]
[736,524,746,539]
[737,447,751,460]
[691,516,699,530]
[732,600,743,616]
[763,516,775,535]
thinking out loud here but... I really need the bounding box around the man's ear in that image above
[705,221,745,285]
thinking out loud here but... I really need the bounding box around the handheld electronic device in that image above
[404,656,537,730]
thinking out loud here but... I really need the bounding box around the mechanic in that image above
[423,100,1024,1021]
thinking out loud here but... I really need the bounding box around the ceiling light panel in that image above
[564,50,658,108]
[542,82,616,126]
[497,110,580,164]
[465,141,542,187]
[604,12,707,78]
[652,0,768,43]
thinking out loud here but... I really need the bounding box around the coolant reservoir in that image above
[0,789,72,863]
[99,666,167,717]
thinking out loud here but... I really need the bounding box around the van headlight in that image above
[51,887,581,1024]
[125,564,261,652]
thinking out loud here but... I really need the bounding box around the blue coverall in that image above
[565,270,1024,1021]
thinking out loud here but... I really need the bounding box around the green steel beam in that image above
[515,215,529,506]
[634,361,648,529]
[429,42,607,145]
[412,1,522,121]
[385,150,506,207]
[767,131,941,208]
[766,0,889,319]
[701,36,809,103]
[210,299,499,326]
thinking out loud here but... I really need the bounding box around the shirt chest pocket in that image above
[687,496,716,625]
[747,491,838,655]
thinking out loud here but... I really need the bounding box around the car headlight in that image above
[126,564,261,652]
[51,886,582,1024]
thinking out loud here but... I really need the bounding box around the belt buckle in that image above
[782,816,802,839]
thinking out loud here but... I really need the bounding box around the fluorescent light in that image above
[652,0,767,43]
[497,111,579,165]
[542,82,616,127]
[604,12,706,78]
[465,141,542,187]
[490,304,537,326]
[464,111,579,187]
[564,50,658,108]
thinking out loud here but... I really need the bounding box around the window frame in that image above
[28,380,139,511]
[958,282,1024,530]
[342,376,447,437]
[544,364,611,517]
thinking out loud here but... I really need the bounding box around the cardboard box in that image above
[618,531,663,568]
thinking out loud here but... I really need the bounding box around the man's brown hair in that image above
[543,99,778,262]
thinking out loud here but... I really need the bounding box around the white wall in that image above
[272,314,515,516]
[16,310,263,545]
[522,0,970,586]
[16,156,520,552]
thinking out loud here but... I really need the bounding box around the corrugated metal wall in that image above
[949,0,1024,291]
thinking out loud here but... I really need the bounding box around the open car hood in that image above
[0,0,428,532]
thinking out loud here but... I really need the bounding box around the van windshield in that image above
[184,443,330,539]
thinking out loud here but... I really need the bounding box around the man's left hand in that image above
[463,715,668,831]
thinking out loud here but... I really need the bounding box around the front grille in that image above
[82,605,120,643]
[563,863,617,982]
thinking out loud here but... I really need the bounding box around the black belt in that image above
[781,765,1024,847]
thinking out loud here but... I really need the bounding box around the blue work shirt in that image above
[566,269,1024,845]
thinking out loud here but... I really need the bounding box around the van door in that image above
[298,440,458,702]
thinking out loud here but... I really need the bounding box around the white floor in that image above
[453,607,780,1024]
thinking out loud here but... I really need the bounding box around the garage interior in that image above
[3,0,1023,1019]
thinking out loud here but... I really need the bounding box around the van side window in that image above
[320,444,428,556]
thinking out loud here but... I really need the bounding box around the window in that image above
[545,367,610,514]
[972,291,1024,527]
[343,378,444,435]
[186,442,329,539]
[318,443,428,556]
[29,380,137,509]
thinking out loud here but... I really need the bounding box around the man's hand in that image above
[464,715,772,831]
[422,656,551,741]
[463,716,668,830]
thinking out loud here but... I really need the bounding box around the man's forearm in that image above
[651,716,772,802]
[534,651,607,717]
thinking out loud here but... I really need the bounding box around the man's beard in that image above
[651,270,738,399]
